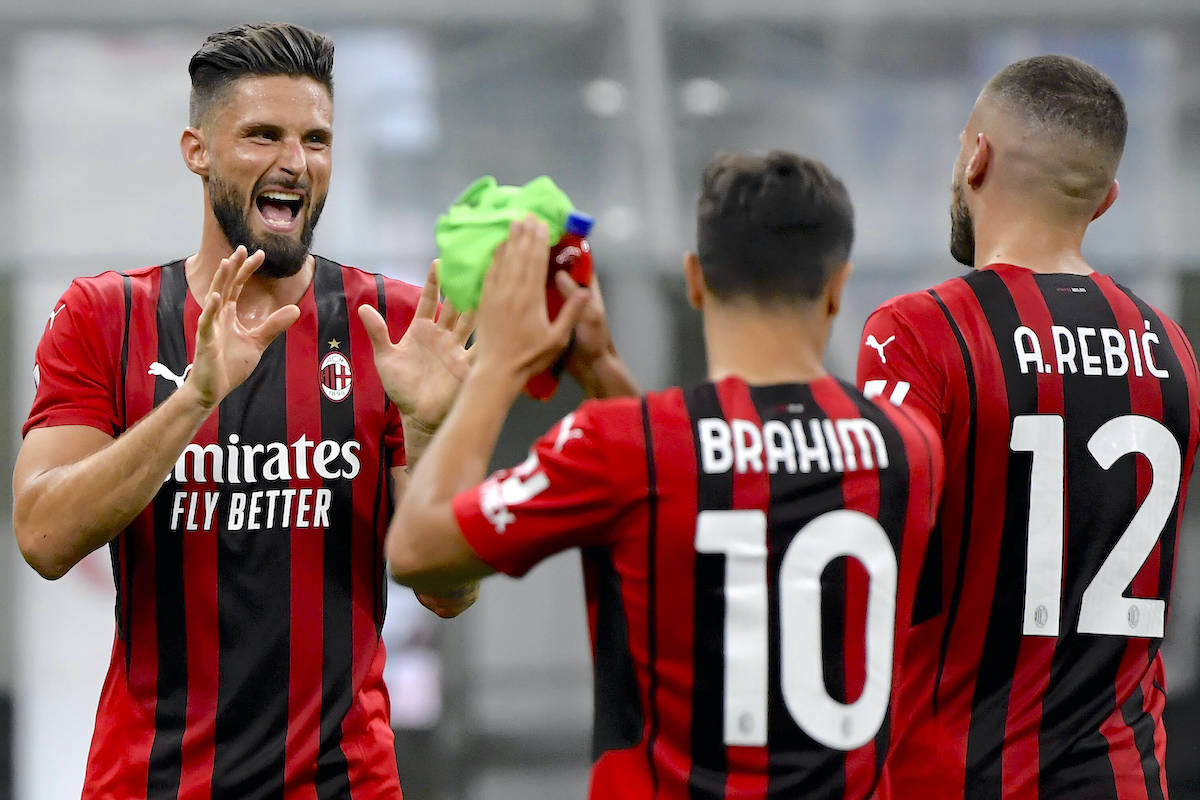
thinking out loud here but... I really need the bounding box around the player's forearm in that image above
[14,385,215,579]
[570,349,640,399]
[389,362,522,575]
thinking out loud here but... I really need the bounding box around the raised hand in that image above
[551,270,640,399]
[187,246,301,409]
[358,262,475,432]
[473,216,589,379]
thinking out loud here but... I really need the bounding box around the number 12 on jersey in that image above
[1011,414,1180,639]
[695,509,898,751]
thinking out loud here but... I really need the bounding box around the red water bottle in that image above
[525,210,595,400]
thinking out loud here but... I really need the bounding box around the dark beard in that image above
[210,175,325,279]
[949,183,975,268]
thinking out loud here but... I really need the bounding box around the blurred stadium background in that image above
[1,0,1200,797]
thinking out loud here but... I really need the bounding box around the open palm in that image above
[359,262,475,430]
[189,247,301,409]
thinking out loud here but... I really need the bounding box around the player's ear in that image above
[181,127,209,178]
[825,260,853,318]
[683,251,707,310]
[964,132,990,189]
[1091,179,1119,221]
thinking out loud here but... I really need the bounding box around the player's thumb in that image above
[357,304,394,351]
[257,304,302,346]
[548,285,589,347]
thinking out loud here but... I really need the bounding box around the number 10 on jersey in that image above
[696,509,898,751]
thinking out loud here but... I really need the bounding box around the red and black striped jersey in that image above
[25,257,419,800]
[453,374,943,799]
[856,263,1200,800]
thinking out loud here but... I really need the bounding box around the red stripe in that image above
[1093,279,1164,799]
[176,288,221,799]
[647,389,698,800]
[811,378,880,798]
[85,271,162,799]
[341,268,398,792]
[991,269,1062,794]
[714,379,770,800]
[284,283,323,799]
[938,284,1012,795]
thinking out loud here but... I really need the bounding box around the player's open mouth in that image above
[255,190,304,234]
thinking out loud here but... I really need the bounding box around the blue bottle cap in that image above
[564,210,594,237]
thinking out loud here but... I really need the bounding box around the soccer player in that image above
[857,55,1200,798]
[388,152,944,798]
[12,23,481,799]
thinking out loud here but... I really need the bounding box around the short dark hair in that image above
[985,54,1126,159]
[188,23,335,126]
[696,150,854,304]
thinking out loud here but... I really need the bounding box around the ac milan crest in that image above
[320,351,352,402]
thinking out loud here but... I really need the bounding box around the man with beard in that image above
[11,23,494,799]
[857,55,1200,797]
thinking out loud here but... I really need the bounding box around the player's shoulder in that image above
[316,256,423,305]
[57,261,177,310]
[867,275,966,322]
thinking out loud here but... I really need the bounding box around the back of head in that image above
[982,55,1126,196]
[696,150,854,305]
[189,22,335,127]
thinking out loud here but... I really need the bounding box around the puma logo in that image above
[148,361,193,389]
[865,334,895,364]
[48,304,66,329]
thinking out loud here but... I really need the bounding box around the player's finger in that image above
[196,290,221,339]
[357,304,395,352]
[414,261,439,321]
[547,284,590,346]
[436,302,461,331]
[229,249,265,304]
[253,304,302,348]
[452,309,476,346]
[208,247,239,300]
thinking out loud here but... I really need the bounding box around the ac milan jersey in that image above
[856,263,1200,799]
[452,375,943,799]
[24,257,419,800]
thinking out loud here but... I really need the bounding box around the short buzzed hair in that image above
[188,23,334,126]
[984,55,1126,161]
[697,150,854,304]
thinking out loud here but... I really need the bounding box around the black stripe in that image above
[211,305,292,798]
[1036,275,1132,800]
[1122,686,1165,800]
[146,261,191,800]
[313,258,356,800]
[641,397,661,794]
[928,287,978,717]
[371,274,388,633]
[113,273,134,671]
[586,543,645,759]
[1119,289,1190,651]
[752,383,844,799]
[683,382,730,799]
[961,271,1038,799]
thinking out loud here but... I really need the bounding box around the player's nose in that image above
[277,138,308,178]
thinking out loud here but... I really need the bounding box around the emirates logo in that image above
[320,351,352,402]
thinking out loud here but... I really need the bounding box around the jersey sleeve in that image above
[23,277,124,437]
[452,401,635,577]
[856,298,947,431]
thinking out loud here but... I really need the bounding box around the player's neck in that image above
[973,207,1094,275]
[188,222,316,318]
[702,305,829,386]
